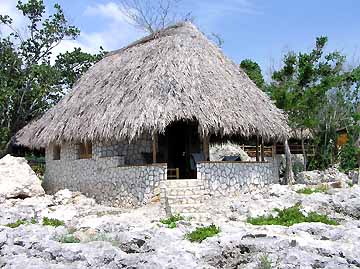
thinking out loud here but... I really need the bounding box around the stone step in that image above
[163,179,205,188]
[165,187,208,197]
[165,194,210,205]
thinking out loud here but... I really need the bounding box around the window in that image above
[79,142,92,159]
[53,145,61,160]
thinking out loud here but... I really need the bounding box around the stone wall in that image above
[197,161,274,196]
[44,142,166,207]
[93,133,152,165]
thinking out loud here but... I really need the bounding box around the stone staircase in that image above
[160,179,210,221]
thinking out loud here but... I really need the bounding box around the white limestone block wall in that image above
[44,142,166,207]
[197,161,274,196]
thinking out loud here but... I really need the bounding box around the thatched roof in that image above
[16,22,289,148]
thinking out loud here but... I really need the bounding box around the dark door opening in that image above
[164,121,200,179]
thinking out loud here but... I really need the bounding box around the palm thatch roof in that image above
[16,22,289,148]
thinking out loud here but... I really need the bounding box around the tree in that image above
[268,37,360,170]
[117,0,192,33]
[0,0,105,155]
[240,59,265,90]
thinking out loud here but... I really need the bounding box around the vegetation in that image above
[42,217,64,227]
[296,185,328,194]
[240,59,265,90]
[242,37,360,172]
[339,139,360,172]
[6,219,29,228]
[6,217,37,228]
[185,224,220,242]
[247,203,338,227]
[0,0,105,155]
[256,254,273,269]
[56,234,80,243]
[160,214,184,228]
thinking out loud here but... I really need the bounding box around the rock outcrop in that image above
[0,155,45,199]
[296,167,351,187]
[0,185,359,268]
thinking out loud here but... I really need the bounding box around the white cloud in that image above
[0,0,28,38]
[84,2,131,23]
[0,0,145,62]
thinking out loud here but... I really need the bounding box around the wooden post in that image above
[272,142,276,160]
[152,133,157,163]
[256,135,259,162]
[261,137,265,162]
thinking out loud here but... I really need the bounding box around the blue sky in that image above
[2,0,359,78]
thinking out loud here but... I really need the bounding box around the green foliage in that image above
[267,36,360,170]
[256,254,273,269]
[42,217,64,227]
[339,139,360,172]
[57,234,80,243]
[160,214,184,228]
[247,203,338,226]
[5,217,37,228]
[296,185,328,194]
[0,0,105,153]
[6,219,28,228]
[185,224,220,242]
[240,59,265,90]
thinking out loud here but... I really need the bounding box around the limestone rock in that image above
[296,167,351,186]
[209,142,251,161]
[0,155,44,199]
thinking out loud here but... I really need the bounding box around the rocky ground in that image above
[0,184,359,269]
[0,155,359,268]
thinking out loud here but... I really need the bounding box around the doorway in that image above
[163,121,201,179]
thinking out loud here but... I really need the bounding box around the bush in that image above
[42,217,64,227]
[185,224,220,242]
[160,214,184,228]
[247,203,338,227]
[339,141,359,172]
[296,185,328,195]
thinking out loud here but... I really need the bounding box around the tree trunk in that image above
[284,139,294,185]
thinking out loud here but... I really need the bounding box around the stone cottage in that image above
[16,22,289,215]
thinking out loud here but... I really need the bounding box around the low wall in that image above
[44,157,167,207]
[197,161,274,196]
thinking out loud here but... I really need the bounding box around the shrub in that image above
[160,214,184,228]
[185,224,220,242]
[247,203,338,227]
[296,185,328,195]
[42,217,64,227]
[339,139,360,172]
[57,234,80,243]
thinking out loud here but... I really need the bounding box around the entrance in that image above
[161,121,201,179]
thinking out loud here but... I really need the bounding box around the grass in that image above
[6,219,29,228]
[42,217,65,227]
[160,214,184,228]
[6,217,37,228]
[296,185,328,195]
[247,203,338,227]
[185,224,221,242]
[57,234,80,243]
[256,254,273,269]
